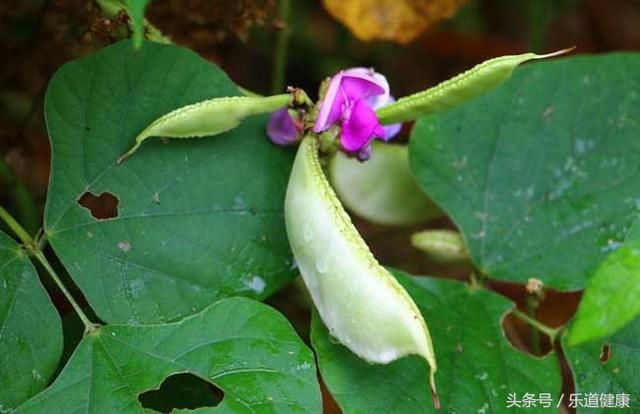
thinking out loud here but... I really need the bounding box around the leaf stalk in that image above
[0,205,98,334]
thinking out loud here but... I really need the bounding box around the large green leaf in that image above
[563,316,640,413]
[312,271,561,413]
[15,297,321,414]
[0,231,63,409]
[410,53,640,290]
[44,40,296,324]
[567,221,640,346]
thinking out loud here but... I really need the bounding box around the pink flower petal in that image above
[313,72,344,132]
[267,108,301,146]
[344,67,390,107]
[340,99,385,153]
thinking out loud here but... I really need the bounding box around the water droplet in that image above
[244,276,266,294]
[315,258,329,274]
[118,241,131,252]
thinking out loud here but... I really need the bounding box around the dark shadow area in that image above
[138,373,223,413]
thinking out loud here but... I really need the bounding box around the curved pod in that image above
[285,137,438,402]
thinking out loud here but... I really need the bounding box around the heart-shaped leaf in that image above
[312,270,561,413]
[44,40,296,324]
[15,297,321,414]
[410,53,640,290]
[0,231,63,409]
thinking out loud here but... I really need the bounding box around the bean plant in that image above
[0,2,638,414]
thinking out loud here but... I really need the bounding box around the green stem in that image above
[95,0,170,45]
[0,205,98,334]
[33,251,99,335]
[526,296,541,354]
[271,0,292,94]
[513,309,561,341]
[0,206,34,247]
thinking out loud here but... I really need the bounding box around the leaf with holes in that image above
[567,221,640,346]
[14,297,321,414]
[0,231,63,409]
[563,316,640,413]
[311,270,561,414]
[44,40,296,324]
[410,53,640,290]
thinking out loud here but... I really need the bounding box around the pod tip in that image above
[537,46,577,59]
[430,373,440,410]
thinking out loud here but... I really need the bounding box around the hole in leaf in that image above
[77,191,119,219]
[492,279,581,357]
[599,343,611,363]
[138,373,223,413]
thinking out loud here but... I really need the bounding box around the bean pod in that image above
[329,141,442,226]
[118,94,291,163]
[285,136,439,406]
[377,48,574,125]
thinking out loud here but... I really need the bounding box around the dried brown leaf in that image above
[323,0,468,43]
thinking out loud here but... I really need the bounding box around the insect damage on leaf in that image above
[77,191,119,220]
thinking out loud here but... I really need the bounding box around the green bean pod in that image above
[329,141,442,226]
[118,94,291,163]
[377,48,573,125]
[285,136,438,406]
[411,229,469,264]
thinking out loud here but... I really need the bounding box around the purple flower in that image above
[314,67,401,154]
[267,108,302,146]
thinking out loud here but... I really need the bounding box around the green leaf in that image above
[376,49,571,125]
[563,317,640,413]
[328,142,442,226]
[44,40,296,324]
[15,297,322,414]
[312,270,561,414]
[0,231,63,409]
[410,53,640,290]
[567,221,640,346]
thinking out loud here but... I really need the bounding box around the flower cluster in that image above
[266,67,400,160]
[313,68,400,159]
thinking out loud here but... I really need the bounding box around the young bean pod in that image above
[411,229,470,264]
[118,94,291,163]
[285,136,439,407]
[376,48,574,125]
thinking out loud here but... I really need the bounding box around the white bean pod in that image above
[285,136,438,405]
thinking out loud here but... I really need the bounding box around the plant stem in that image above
[513,308,560,341]
[0,206,35,247]
[271,0,292,94]
[0,205,98,334]
[526,296,541,354]
[33,251,99,335]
